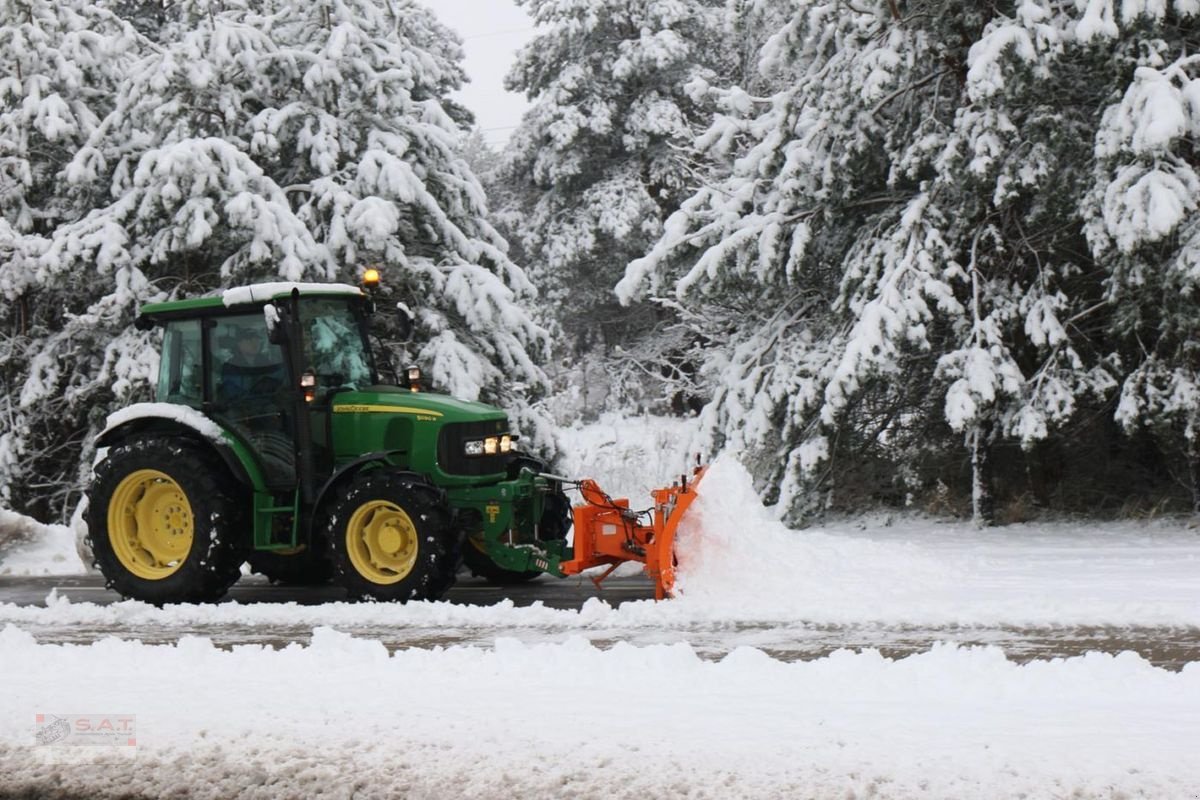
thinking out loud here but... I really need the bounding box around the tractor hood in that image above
[328,386,512,481]
[330,385,507,424]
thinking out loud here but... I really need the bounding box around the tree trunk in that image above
[1188,435,1200,516]
[971,421,995,528]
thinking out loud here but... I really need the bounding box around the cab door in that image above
[205,312,296,488]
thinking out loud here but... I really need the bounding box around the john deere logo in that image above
[333,404,442,421]
[485,504,501,523]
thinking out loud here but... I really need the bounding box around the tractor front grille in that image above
[437,420,512,477]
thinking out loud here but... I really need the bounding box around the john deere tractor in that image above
[87,279,571,603]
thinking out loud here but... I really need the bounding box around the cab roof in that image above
[138,282,364,323]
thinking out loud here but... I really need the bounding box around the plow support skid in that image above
[560,467,706,599]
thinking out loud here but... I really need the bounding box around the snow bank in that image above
[672,455,1200,626]
[0,510,86,577]
[0,625,1195,799]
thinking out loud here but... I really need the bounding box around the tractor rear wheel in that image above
[87,437,245,604]
[462,489,572,585]
[325,471,458,602]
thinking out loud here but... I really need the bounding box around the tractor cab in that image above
[144,284,377,490]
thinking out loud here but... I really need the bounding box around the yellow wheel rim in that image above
[107,469,194,580]
[345,500,419,584]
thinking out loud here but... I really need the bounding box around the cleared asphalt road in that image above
[0,571,653,608]
[1,574,1198,669]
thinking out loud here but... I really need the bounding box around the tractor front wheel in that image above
[87,438,245,604]
[325,471,458,602]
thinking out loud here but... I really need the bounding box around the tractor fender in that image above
[96,412,269,493]
[312,452,440,521]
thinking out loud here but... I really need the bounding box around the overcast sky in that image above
[427,0,538,148]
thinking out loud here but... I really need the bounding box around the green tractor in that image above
[87,280,571,603]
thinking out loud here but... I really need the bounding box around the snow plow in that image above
[556,466,707,599]
[86,275,707,604]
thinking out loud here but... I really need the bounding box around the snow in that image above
[0,626,1197,798]
[0,510,85,577]
[674,456,1200,626]
[553,412,702,501]
[100,402,227,444]
[221,282,361,307]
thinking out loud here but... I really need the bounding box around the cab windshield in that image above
[298,297,375,390]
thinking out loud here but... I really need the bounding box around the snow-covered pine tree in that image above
[0,0,143,519]
[623,1,1196,522]
[2,0,552,520]
[498,0,727,416]
[1083,9,1200,510]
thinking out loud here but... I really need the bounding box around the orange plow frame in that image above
[559,466,707,600]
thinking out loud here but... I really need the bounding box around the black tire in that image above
[324,470,459,601]
[462,489,572,585]
[87,437,245,604]
[246,547,333,586]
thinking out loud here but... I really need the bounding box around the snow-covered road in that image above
[1,576,1197,670]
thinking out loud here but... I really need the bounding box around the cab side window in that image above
[210,314,286,405]
[156,320,203,405]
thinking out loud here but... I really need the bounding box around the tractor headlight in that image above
[464,436,510,457]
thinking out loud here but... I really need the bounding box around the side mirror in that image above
[396,303,413,341]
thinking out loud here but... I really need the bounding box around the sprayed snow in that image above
[553,413,701,501]
[100,402,226,443]
[0,626,1196,799]
[220,282,361,307]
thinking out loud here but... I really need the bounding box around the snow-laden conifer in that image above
[1086,44,1200,509]
[499,0,726,414]
[0,0,142,517]
[624,1,1196,522]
